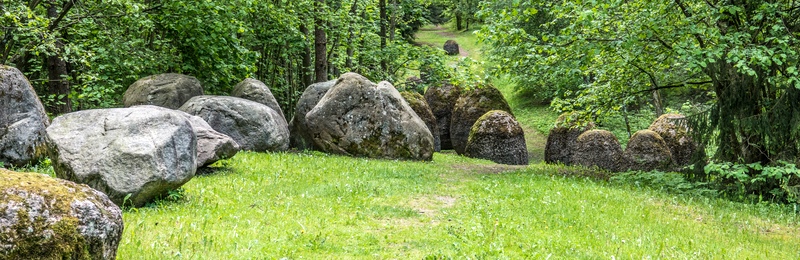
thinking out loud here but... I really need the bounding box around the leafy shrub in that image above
[704,161,800,204]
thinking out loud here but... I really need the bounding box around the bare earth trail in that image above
[416,26,470,57]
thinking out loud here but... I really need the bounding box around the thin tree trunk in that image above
[345,0,359,69]
[46,3,71,114]
[456,13,463,31]
[389,0,396,41]
[379,0,387,72]
[314,0,328,83]
[300,25,313,87]
[652,89,664,116]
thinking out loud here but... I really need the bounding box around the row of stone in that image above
[545,113,698,172]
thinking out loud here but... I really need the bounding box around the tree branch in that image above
[633,81,713,94]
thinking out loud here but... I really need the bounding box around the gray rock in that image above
[46,106,197,207]
[182,113,240,168]
[231,78,285,120]
[400,91,440,152]
[0,169,123,259]
[289,80,336,150]
[443,40,459,56]
[573,130,624,172]
[0,66,50,167]
[465,110,528,165]
[122,73,204,109]
[450,84,512,155]
[623,130,674,171]
[305,73,434,160]
[649,113,697,167]
[424,82,460,150]
[544,113,594,165]
[180,96,289,152]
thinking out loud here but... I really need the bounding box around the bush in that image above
[704,161,800,204]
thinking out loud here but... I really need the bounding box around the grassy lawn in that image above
[118,152,800,259]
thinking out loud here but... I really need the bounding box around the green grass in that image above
[116,151,800,259]
[414,25,482,61]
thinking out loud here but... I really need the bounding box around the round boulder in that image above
[443,40,459,56]
[450,84,512,155]
[400,91,441,151]
[289,80,337,150]
[46,106,197,207]
[122,73,204,109]
[573,130,624,172]
[424,82,461,150]
[0,169,123,259]
[183,114,240,168]
[465,110,528,165]
[180,96,289,152]
[305,73,434,160]
[544,113,594,165]
[623,130,673,171]
[0,66,50,167]
[648,114,697,166]
[230,78,285,120]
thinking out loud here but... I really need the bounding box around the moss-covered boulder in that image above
[623,130,674,171]
[573,130,624,171]
[289,80,337,150]
[0,66,50,167]
[400,91,440,151]
[122,73,203,109]
[648,114,697,166]
[443,40,459,56]
[305,73,434,160]
[424,82,461,150]
[231,78,285,120]
[544,113,594,165]
[465,110,528,165]
[46,106,197,207]
[0,169,123,259]
[450,84,513,154]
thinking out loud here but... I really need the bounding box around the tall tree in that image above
[314,0,328,82]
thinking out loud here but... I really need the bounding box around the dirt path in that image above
[416,26,469,57]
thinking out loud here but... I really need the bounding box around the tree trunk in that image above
[46,3,71,114]
[314,0,328,83]
[652,89,663,116]
[389,0,397,41]
[456,13,463,31]
[300,25,313,87]
[379,0,387,72]
[345,0,359,69]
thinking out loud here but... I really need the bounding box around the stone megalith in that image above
[400,91,441,151]
[573,130,624,172]
[183,114,240,167]
[180,96,289,152]
[623,130,673,171]
[305,73,434,160]
[0,66,50,167]
[230,78,285,120]
[0,169,124,259]
[544,113,594,165]
[122,73,204,109]
[648,114,698,167]
[443,40,460,56]
[465,110,528,165]
[424,82,461,150]
[450,84,513,155]
[289,80,337,150]
[46,106,197,207]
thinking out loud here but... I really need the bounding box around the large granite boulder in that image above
[122,73,204,109]
[400,91,441,152]
[623,130,673,171]
[0,169,123,259]
[46,106,197,207]
[230,78,285,120]
[573,130,624,172]
[424,82,461,150]
[180,96,289,152]
[450,84,512,154]
[465,110,528,165]
[289,80,337,150]
[0,66,50,167]
[544,113,594,165]
[443,40,460,56]
[183,114,240,167]
[305,73,434,160]
[648,114,698,167]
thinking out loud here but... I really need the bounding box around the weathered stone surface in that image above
[544,113,594,165]
[465,110,528,165]
[46,106,197,207]
[623,130,673,171]
[424,82,461,150]
[0,169,123,259]
[573,130,624,172]
[183,114,240,167]
[649,113,698,167]
[450,84,512,155]
[305,73,434,160]
[230,78,285,120]
[122,73,203,109]
[0,66,50,167]
[289,80,336,150]
[400,91,441,152]
[443,40,460,56]
[180,95,289,152]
